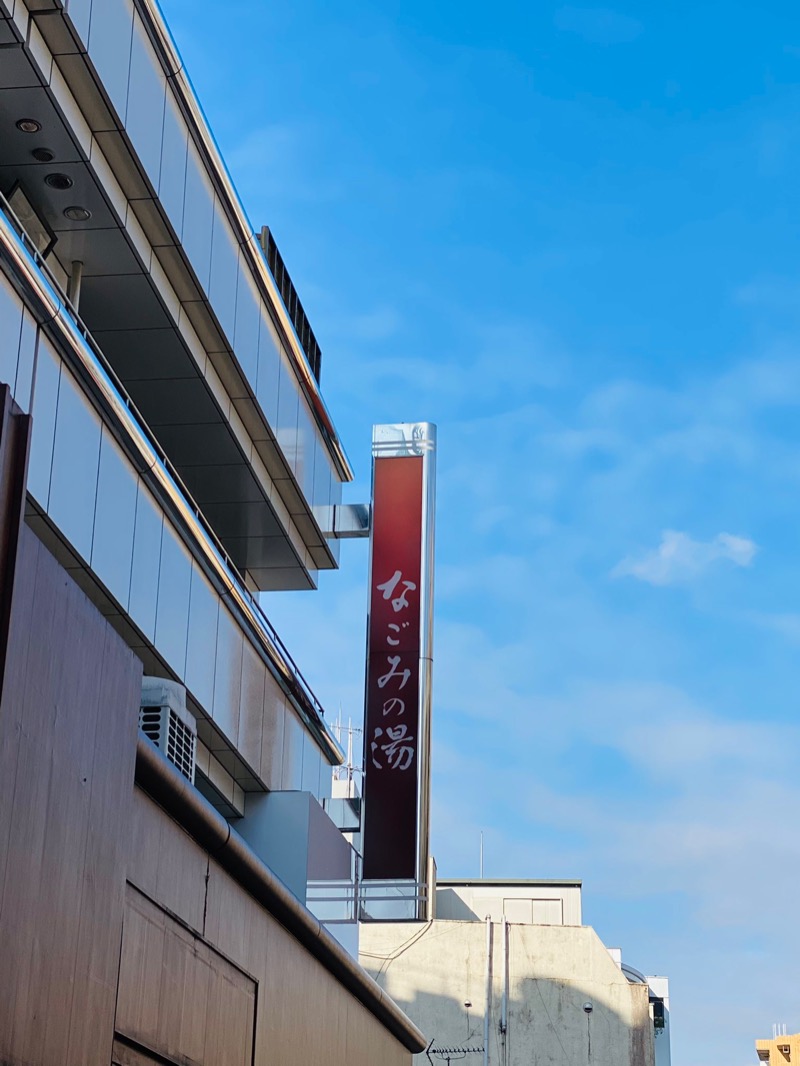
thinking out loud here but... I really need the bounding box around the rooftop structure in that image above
[360,876,668,1066]
[757,1029,800,1063]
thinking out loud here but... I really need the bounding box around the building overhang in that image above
[0,6,351,590]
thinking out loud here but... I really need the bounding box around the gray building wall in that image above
[436,879,582,926]
[360,920,655,1066]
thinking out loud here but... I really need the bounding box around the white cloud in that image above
[429,677,800,1064]
[612,530,758,586]
[263,340,796,1066]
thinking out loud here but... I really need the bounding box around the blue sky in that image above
[161,2,800,1062]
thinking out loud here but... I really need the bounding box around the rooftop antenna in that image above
[479,831,484,879]
[332,709,363,786]
[425,1040,484,1065]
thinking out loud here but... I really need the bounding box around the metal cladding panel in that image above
[0,385,30,695]
[0,525,142,1066]
[362,424,435,886]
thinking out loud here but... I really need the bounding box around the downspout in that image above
[484,916,493,1066]
[500,916,508,1062]
[66,259,83,311]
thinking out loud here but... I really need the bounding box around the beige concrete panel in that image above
[203,958,255,1066]
[315,970,349,1066]
[259,675,286,790]
[249,909,411,1066]
[117,887,255,1066]
[94,129,151,201]
[237,640,266,776]
[130,197,176,253]
[126,787,163,898]
[122,816,413,1066]
[116,889,167,1041]
[346,995,411,1066]
[47,61,94,155]
[0,531,141,1066]
[255,917,318,1066]
[156,919,211,1066]
[66,626,144,1066]
[203,857,255,969]
[153,806,209,934]
[26,16,54,83]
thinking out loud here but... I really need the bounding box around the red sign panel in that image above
[362,455,423,880]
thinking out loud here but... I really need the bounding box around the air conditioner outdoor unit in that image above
[139,677,197,783]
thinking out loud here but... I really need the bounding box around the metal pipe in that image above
[500,916,509,1061]
[484,916,493,1066]
[0,205,344,765]
[66,259,83,310]
[135,734,427,1053]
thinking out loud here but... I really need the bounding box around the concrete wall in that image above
[128,788,409,1066]
[360,920,654,1066]
[436,881,582,926]
[646,976,671,1066]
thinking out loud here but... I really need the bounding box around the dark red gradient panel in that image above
[362,456,423,880]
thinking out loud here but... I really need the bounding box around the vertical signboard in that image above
[362,424,436,889]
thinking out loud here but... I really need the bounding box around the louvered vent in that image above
[139,677,196,783]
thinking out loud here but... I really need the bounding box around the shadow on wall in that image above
[434,889,479,922]
[405,984,654,1066]
[360,922,656,1066]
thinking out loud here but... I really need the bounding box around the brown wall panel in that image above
[203,849,256,967]
[128,789,415,1066]
[126,785,209,934]
[0,522,412,1066]
[0,385,31,694]
[117,886,256,1066]
[0,526,143,1066]
[0,523,36,927]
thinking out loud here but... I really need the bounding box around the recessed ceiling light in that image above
[63,205,91,222]
[16,119,42,134]
[32,147,55,163]
[45,173,73,190]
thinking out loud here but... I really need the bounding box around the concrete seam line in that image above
[134,736,427,1053]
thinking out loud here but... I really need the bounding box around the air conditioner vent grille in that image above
[139,679,196,783]
[166,708,196,781]
[140,708,162,745]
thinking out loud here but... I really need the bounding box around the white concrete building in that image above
[436,878,583,926]
[360,878,665,1066]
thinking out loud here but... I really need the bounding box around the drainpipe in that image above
[66,259,83,311]
[484,916,493,1066]
[500,916,508,1061]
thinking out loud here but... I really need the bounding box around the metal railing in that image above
[307,873,430,924]
[0,194,343,764]
[303,842,431,924]
[259,227,322,383]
